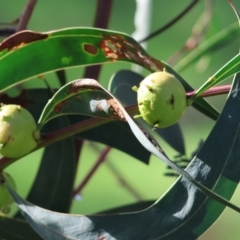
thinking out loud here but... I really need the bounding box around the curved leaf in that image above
[0,28,218,120]
[37,79,127,129]
[17,117,76,217]
[174,22,239,72]
[37,79,169,162]
[0,216,41,240]
[7,75,240,239]
[191,53,240,102]
[0,88,152,164]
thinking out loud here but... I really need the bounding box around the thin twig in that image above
[76,0,113,190]
[89,142,144,201]
[105,161,144,201]
[16,0,37,32]
[139,0,200,43]
[83,0,113,80]
[73,138,84,171]
[72,146,111,197]
[186,84,231,99]
[0,84,231,170]
[56,70,67,87]
[168,0,214,66]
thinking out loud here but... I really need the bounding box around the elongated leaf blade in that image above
[0,216,42,240]
[191,53,240,101]
[38,79,169,161]
[21,117,75,214]
[0,28,218,120]
[37,79,127,128]
[175,22,239,72]
[0,88,152,164]
[38,78,240,210]
[6,75,240,239]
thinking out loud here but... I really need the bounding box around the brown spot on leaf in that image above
[54,100,68,113]
[107,98,126,122]
[67,79,101,95]
[139,126,165,153]
[0,30,48,52]
[83,43,98,55]
[100,35,164,71]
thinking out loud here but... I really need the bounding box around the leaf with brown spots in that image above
[0,30,48,52]
[38,78,127,129]
[0,27,218,120]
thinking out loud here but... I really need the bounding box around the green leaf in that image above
[1,88,152,164]
[37,79,126,129]
[190,53,240,102]
[164,65,219,120]
[37,78,239,213]
[16,117,76,218]
[0,27,218,120]
[70,116,152,164]
[0,216,41,240]
[7,75,240,239]
[174,22,239,72]
[37,80,169,163]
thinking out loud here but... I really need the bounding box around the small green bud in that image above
[136,71,186,128]
[0,104,39,158]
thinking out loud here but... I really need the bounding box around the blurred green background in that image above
[1,0,240,239]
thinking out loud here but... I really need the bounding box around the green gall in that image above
[0,171,17,212]
[0,104,39,158]
[136,71,186,128]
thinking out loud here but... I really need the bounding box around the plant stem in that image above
[72,146,111,197]
[89,142,144,201]
[168,0,213,66]
[16,0,38,32]
[83,0,113,80]
[139,0,199,43]
[186,84,231,99]
[0,85,231,170]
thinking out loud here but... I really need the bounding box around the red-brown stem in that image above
[139,0,199,43]
[83,0,113,80]
[89,142,144,201]
[16,0,37,31]
[72,146,111,197]
[0,85,231,170]
[73,138,84,172]
[186,85,232,99]
[71,0,113,193]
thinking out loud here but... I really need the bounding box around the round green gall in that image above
[0,171,17,212]
[136,71,186,128]
[0,104,39,158]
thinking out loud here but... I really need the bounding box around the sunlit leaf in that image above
[0,27,218,120]
[190,53,240,102]
[0,88,152,164]
[174,22,239,72]
[15,117,76,218]
[7,75,240,239]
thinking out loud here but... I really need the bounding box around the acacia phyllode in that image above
[0,104,39,158]
[134,71,186,128]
